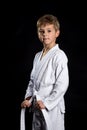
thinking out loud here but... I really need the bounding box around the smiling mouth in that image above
[43,38,49,40]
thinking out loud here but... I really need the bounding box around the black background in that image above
[7,1,87,130]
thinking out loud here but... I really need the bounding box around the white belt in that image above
[20,108,26,130]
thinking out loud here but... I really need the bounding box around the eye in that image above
[47,30,51,33]
[39,30,45,34]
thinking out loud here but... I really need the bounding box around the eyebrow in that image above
[39,27,52,30]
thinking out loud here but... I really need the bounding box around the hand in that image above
[36,100,45,109]
[21,99,31,108]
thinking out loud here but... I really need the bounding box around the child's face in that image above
[37,24,60,46]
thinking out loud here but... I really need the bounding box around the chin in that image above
[43,42,50,45]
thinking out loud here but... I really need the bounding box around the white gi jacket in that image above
[20,44,69,130]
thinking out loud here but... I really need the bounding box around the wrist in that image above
[25,96,32,100]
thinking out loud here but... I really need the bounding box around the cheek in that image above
[38,35,43,42]
[38,35,42,39]
[51,34,56,39]
[38,33,42,38]
[38,33,41,38]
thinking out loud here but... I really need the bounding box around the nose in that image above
[43,31,47,36]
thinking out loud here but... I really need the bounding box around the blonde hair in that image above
[37,14,60,31]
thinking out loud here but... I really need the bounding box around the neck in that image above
[43,43,56,53]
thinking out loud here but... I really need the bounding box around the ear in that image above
[56,30,60,38]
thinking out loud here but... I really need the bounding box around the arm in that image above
[21,53,40,108]
[24,80,33,99]
[21,79,34,108]
[43,56,69,111]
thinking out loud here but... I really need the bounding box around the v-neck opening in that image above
[39,44,58,61]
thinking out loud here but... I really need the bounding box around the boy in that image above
[20,14,69,130]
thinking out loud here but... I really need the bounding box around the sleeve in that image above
[43,54,69,111]
[24,52,40,99]
[24,80,34,99]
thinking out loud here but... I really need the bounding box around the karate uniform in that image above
[20,44,69,130]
